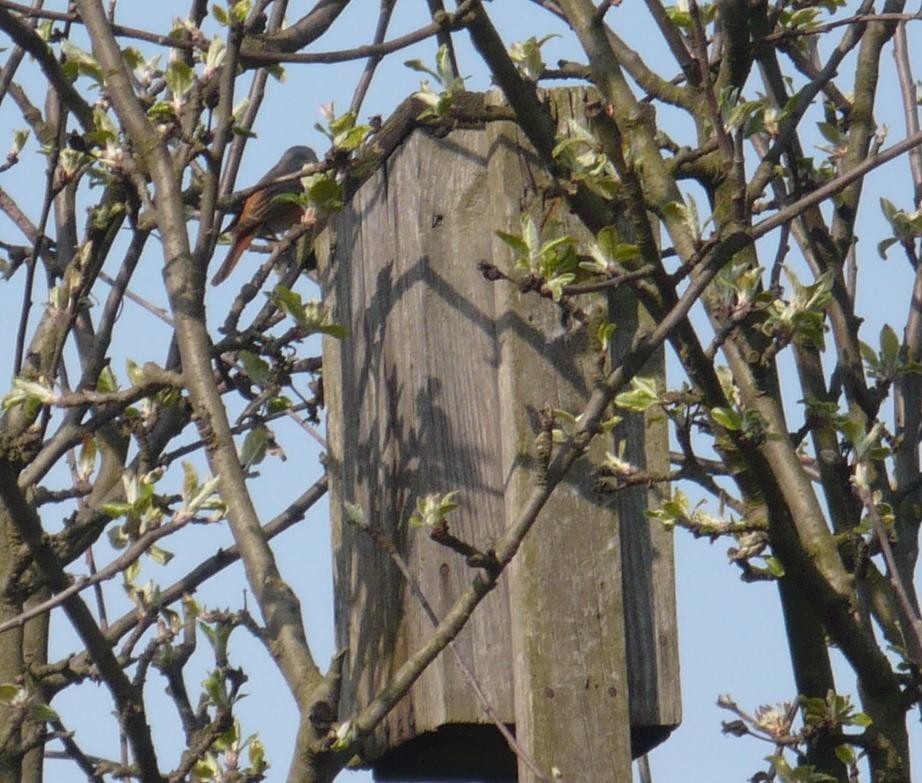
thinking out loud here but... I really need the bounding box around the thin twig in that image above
[856,483,922,667]
[637,754,653,783]
[687,0,734,162]
[96,270,174,326]
[238,0,479,65]
[41,475,329,692]
[349,0,397,117]
[48,718,104,782]
[762,11,922,44]
[218,0,291,202]
[0,0,204,50]
[426,0,460,77]
[284,407,327,448]
[14,116,60,373]
[752,127,922,241]
[563,265,656,295]
[892,21,922,202]
[0,515,194,635]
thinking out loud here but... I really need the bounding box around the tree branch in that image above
[76,0,323,708]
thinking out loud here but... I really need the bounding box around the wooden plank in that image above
[483,91,632,782]
[321,127,515,765]
[611,298,681,752]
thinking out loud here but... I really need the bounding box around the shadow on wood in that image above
[319,89,679,781]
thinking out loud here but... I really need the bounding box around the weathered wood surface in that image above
[319,88,678,781]
[320,126,517,769]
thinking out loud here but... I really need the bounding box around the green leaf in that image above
[248,737,268,773]
[185,475,222,516]
[615,377,659,412]
[404,59,439,81]
[239,350,271,385]
[10,128,28,156]
[240,425,270,467]
[495,230,529,256]
[545,273,575,301]
[126,359,145,386]
[305,174,343,212]
[613,243,641,263]
[409,491,460,528]
[203,669,228,706]
[880,196,899,222]
[147,101,176,122]
[764,556,785,577]
[597,320,616,346]
[766,754,793,781]
[181,462,199,504]
[344,502,366,526]
[645,489,692,530]
[522,214,540,258]
[102,503,133,520]
[230,0,253,24]
[123,558,142,586]
[331,720,356,751]
[816,121,843,146]
[407,47,465,120]
[725,99,763,133]
[877,237,898,259]
[96,365,119,393]
[61,41,103,84]
[880,324,900,365]
[204,37,226,73]
[711,406,742,431]
[662,200,687,223]
[77,436,97,480]
[666,8,692,27]
[213,721,240,751]
[266,396,292,414]
[30,702,60,723]
[272,285,306,323]
[271,289,348,338]
[148,545,173,566]
[265,62,286,82]
[435,43,453,84]
[36,20,53,42]
[336,124,371,152]
[161,607,181,633]
[192,753,219,781]
[594,226,619,260]
[165,60,194,102]
[834,745,855,765]
[88,107,118,147]
[122,47,146,72]
[508,34,558,81]
[6,377,55,407]
[328,110,357,137]
[599,415,622,434]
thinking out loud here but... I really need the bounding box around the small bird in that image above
[211,145,318,286]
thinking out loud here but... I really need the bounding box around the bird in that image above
[211,145,318,286]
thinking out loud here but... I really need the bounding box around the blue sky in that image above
[0,2,919,781]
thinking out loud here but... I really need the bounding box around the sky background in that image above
[0,1,920,781]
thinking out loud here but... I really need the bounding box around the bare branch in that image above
[0,514,193,636]
[77,0,322,705]
[0,6,94,130]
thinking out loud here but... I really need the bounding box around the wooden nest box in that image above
[318,89,680,782]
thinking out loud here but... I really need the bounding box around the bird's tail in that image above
[211,232,253,286]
